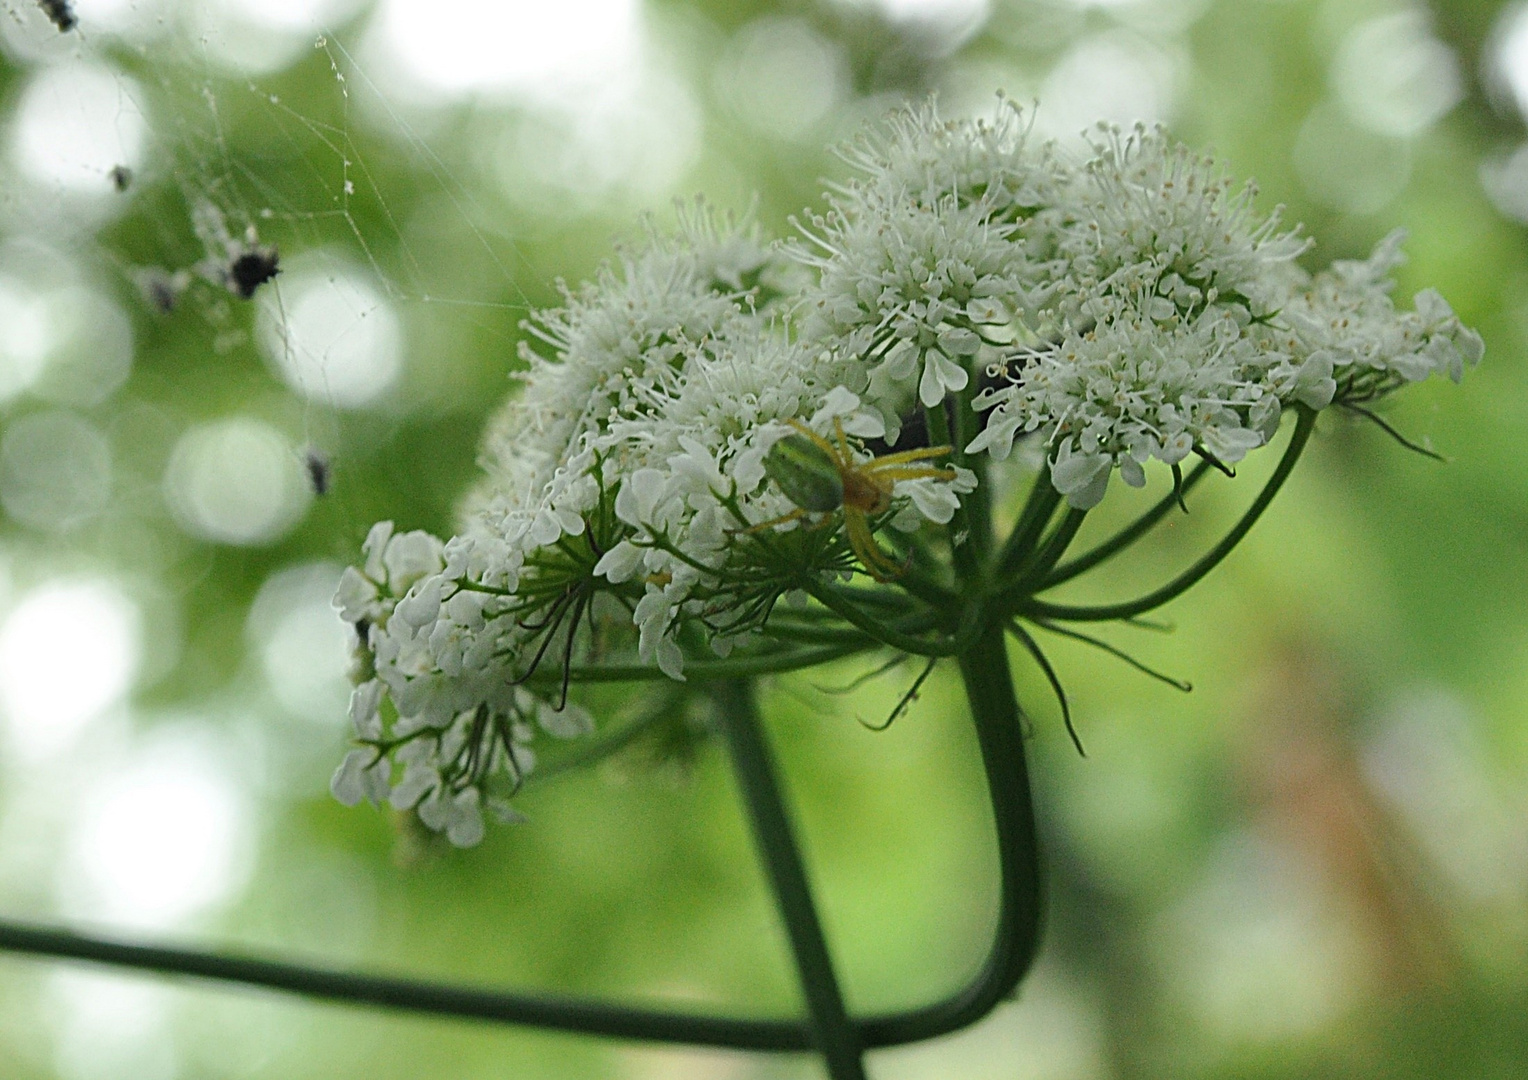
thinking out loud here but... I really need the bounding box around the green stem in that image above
[995,477,1061,579]
[524,686,688,788]
[925,398,982,584]
[1014,406,1317,623]
[1002,508,1086,593]
[713,679,867,1080]
[804,583,962,657]
[543,641,873,685]
[859,618,1043,1044]
[0,919,807,1048]
[0,622,1043,1049]
[1042,458,1213,588]
[951,380,994,569]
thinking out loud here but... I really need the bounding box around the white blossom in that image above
[331,98,1479,844]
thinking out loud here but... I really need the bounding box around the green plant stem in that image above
[878,618,1044,1036]
[995,477,1061,579]
[1002,508,1086,592]
[925,397,983,583]
[1013,406,1316,623]
[548,641,872,685]
[524,686,689,789]
[713,678,867,1080]
[804,583,963,656]
[0,621,1041,1050]
[1042,458,1213,588]
[951,381,994,568]
[0,919,807,1047]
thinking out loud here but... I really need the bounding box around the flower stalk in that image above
[714,678,867,1080]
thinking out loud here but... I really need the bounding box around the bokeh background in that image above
[0,0,1524,1076]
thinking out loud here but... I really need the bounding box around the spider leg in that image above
[737,506,809,535]
[844,507,905,581]
[867,445,954,467]
[866,464,960,482]
[785,419,842,461]
[832,418,854,463]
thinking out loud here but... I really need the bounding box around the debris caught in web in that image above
[224,242,281,299]
[133,267,191,314]
[36,0,76,32]
[191,201,281,300]
[304,447,331,496]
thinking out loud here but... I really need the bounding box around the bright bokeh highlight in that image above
[248,562,353,725]
[0,410,113,533]
[258,259,403,408]
[371,0,641,101]
[0,274,53,403]
[1036,33,1178,141]
[163,417,309,546]
[9,63,146,195]
[58,730,251,931]
[0,580,140,764]
[1331,12,1461,138]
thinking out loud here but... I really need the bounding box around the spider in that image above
[749,418,957,582]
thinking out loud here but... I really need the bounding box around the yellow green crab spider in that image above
[750,418,958,582]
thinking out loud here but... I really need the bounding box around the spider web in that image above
[123,29,540,468]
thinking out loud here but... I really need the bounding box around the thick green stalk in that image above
[713,679,867,1080]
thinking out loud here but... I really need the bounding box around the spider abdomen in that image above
[764,433,845,513]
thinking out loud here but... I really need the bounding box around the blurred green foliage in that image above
[0,1,1525,1078]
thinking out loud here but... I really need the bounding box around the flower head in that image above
[333,99,1480,843]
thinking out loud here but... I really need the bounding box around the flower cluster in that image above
[332,99,1480,843]
[801,112,1480,508]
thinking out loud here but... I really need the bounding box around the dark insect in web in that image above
[108,165,133,192]
[304,448,331,496]
[226,245,280,299]
[36,0,75,32]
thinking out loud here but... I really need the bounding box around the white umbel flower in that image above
[333,99,1481,844]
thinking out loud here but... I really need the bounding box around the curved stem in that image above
[0,619,1042,1050]
[803,583,962,657]
[1013,406,1316,623]
[714,679,867,1080]
[859,618,1043,1042]
[1043,458,1214,588]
